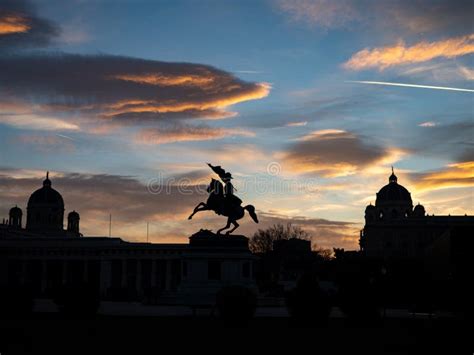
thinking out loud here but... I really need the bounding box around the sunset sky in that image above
[1,0,473,249]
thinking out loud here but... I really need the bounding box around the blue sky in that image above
[1,0,473,249]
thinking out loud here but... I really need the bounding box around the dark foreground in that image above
[0,315,471,354]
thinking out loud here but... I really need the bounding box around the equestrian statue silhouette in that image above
[188,163,258,234]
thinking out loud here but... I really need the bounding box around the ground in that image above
[0,315,470,354]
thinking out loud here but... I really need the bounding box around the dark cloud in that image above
[0,0,58,50]
[384,0,474,36]
[277,0,474,36]
[281,129,394,177]
[0,53,270,123]
[412,120,474,161]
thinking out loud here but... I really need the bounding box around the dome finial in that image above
[389,166,397,183]
[43,171,51,187]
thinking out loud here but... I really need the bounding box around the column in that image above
[99,259,111,296]
[136,259,142,297]
[151,260,157,288]
[121,259,127,288]
[165,260,171,291]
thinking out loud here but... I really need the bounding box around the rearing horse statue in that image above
[188,178,258,234]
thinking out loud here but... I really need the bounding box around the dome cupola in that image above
[9,205,22,228]
[374,167,413,220]
[26,172,65,232]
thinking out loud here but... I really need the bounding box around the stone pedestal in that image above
[189,229,249,248]
[178,229,257,305]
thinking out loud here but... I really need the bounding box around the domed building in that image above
[1,172,81,237]
[360,168,474,259]
[26,172,65,233]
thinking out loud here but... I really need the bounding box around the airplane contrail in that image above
[55,134,76,141]
[346,80,474,93]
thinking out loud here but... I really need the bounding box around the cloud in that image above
[0,0,58,49]
[136,123,255,145]
[418,121,437,127]
[409,121,474,161]
[459,66,474,80]
[285,121,307,127]
[0,168,360,249]
[240,211,360,250]
[0,13,30,34]
[386,0,474,36]
[276,0,360,29]
[344,34,474,70]
[0,113,80,131]
[15,134,75,152]
[276,0,474,35]
[411,161,474,191]
[0,168,208,237]
[400,63,474,82]
[279,129,398,177]
[0,54,270,124]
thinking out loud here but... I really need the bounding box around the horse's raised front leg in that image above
[216,218,231,235]
[225,220,239,235]
[188,202,206,220]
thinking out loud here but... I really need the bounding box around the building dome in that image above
[375,168,412,206]
[26,172,65,232]
[9,205,23,228]
[67,210,80,235]
[28,173,64,207]
[9,205,22,217]
[68,210,79,219]
[413,203,426,217]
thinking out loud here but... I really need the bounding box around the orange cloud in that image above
[0,54,271,123]
[112,73,215,87]
[0,14,30,35]
[413,161,474,191]
[103,82,270,119]
[344,34,474,70]
[136,125,255,145]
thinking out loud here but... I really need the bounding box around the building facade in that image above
[0,174,256,305]
[360,169,474,259]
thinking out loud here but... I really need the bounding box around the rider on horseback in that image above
[221,172,242,209]
[188,163,258,235]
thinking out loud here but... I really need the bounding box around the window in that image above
[208,261,221,280]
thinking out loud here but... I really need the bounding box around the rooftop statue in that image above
[188,163,259,234]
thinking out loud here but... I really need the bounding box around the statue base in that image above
[189,229,249,249]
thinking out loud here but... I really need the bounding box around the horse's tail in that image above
[244,205,259,223]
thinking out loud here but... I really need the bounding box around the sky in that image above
[0,0,473,250]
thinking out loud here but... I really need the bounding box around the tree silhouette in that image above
[249,223,310,254]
